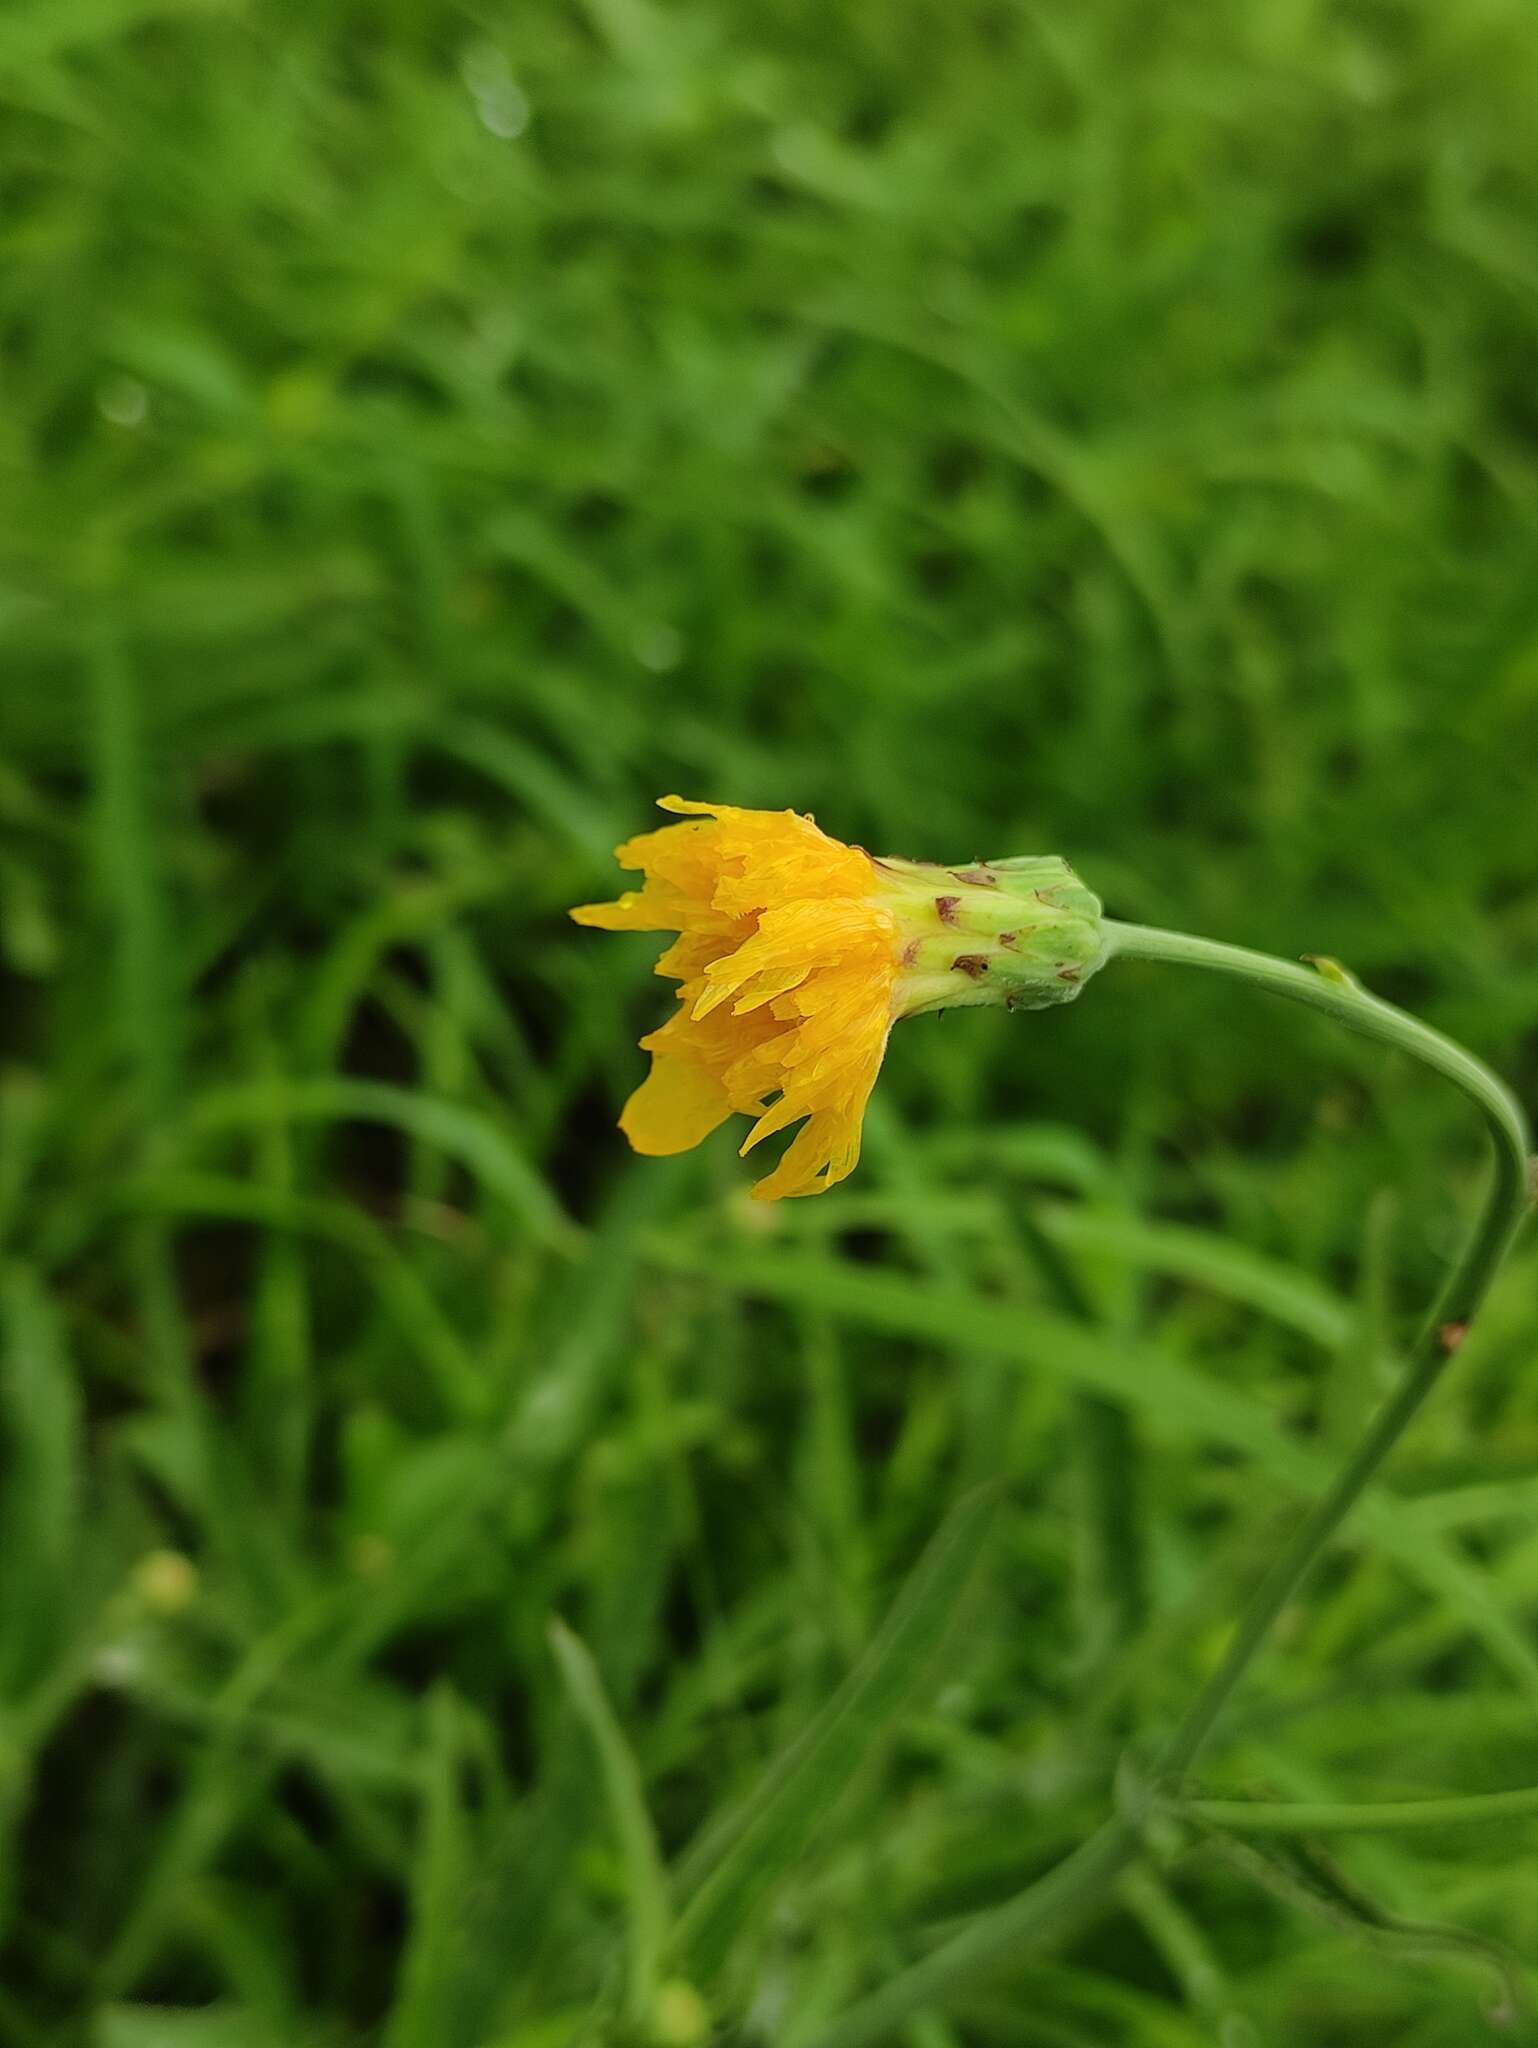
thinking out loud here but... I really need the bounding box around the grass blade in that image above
[547,1619,670,2029]
[384,1687,474,2048]
[674,1483,1000,1984]
[186,1078,578,1252]
[648,1243,1538,1699]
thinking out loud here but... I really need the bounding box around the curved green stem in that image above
[808,923,1532,2048]
[1102,922,1532,1779]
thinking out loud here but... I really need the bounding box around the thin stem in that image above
[806,922,1531,2048]
[1186,1785,1538,1835]
[1104,922,1531,1780]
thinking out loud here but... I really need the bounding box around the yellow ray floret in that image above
[572,797,1108,1201]
[572,798,896,1199]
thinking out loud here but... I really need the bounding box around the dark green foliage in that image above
[2,0,1537,2040]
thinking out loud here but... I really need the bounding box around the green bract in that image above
[876,853,1109,1019]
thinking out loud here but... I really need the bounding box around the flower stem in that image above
[807,923,1532,2048]
[1102,922,1532,1780]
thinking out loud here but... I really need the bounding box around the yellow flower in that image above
[572,797,1106,1201]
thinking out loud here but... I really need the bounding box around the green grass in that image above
[4,0,1538,2041]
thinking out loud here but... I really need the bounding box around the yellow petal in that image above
[738,1088,809,1156]
[655,930,731,981]
[572,797,902,1197]
[619,1055,733,1156]
[750,1105,865,1201]
[656,795,753,819]
[571,876,722,933]
[569,892,649,929]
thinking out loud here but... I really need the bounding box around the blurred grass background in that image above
[4,0,1538,2041]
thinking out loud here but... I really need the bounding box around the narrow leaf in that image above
[647,1243,1538,1699]
[385,1686,474,2048]
[548,1619,670,2026]
[674,1483,999,1983]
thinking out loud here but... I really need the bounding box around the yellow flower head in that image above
[572,797,1106,1201]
